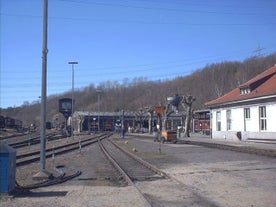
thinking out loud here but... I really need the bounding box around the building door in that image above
[244,108,250,131]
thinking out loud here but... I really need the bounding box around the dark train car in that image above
[0,115,5,128]
[46,121,52,129]
[102,120,114,131]
[166,114,184,131]
[4,117,23,130]
[5,117,15,128]
[83,115,130,132]
[14,119,22,130]
[193,110,210,135]
[3,117,22,130]
[80,112,136,132]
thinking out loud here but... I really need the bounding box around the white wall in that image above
[210,102,276,141]
[231,108,244,131]
[243,106,260,132]
[267,104,276,131]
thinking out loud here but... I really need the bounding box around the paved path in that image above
[179,133,276,152]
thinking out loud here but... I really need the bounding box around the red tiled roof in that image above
[205,65,276,106]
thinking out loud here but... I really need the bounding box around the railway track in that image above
[98,138,166,206]
[8,133,65,149]
[16,133,112,167]
[106,137,269,206]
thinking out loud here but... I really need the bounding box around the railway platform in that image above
[178,133,276,152]
[131,132,276,157]
[178,133,276,157]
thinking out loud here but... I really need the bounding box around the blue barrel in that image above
[0,144,16,193]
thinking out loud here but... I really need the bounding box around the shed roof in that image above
[205,65,276,107]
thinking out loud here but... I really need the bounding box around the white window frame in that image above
[226,109,232,131]
[244,108,250,119]
[216,111,221,131]
[259,106,267,131]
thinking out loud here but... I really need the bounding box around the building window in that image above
[259,106,267,131]
[226,110,232,130]
[244,108,250,119]
[216,111,221,131]
[240,87,251,95]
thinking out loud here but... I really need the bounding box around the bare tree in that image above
[134,108,145,132]
[181,95,196,137]
[145,106,154,134]
[162,102,174,131]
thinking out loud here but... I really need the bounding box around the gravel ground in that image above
[1,185,148,207]
[1,134,276,207]
[15,140,123,187]
[125,135,276,207]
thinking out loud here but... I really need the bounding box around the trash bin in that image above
[0,144,16,193]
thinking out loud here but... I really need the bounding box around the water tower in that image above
[166,94,182,113]
[59,98,73,134]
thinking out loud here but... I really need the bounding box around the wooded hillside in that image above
[1,53,276,126]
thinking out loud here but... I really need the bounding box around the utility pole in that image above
[33,0,50,180]
[68,61,78,137]
[121,110,125,139]
[253,45,265,57]
[96,89,102,132]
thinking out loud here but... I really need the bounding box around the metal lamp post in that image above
[68,61,78,138]
[96,89,102,132]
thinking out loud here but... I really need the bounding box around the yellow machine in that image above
[161,130,177,143]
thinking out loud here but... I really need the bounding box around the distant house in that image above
[205,65,276,142]
[193,109,210,135]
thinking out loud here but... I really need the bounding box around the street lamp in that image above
[68,61,78,137]
[93,117,96,134]
[96,89,102,132]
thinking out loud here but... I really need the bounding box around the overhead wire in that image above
[0,50,267,87]
[2,12,275,26]
[57,0,276,17]
[1,0,275,25]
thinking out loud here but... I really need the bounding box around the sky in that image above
[1,0,275,109]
